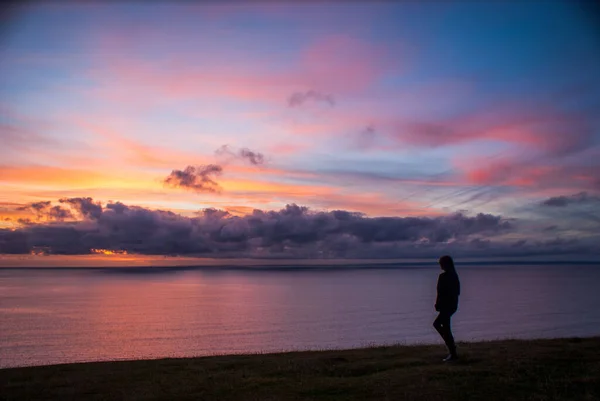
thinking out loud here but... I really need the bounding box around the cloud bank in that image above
[2,197,597,259]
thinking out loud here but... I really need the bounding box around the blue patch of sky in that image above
[275,147,454,181]
[3,7,89,56]
[2,80,90,132]
[133,107,274,154]
[368,1,600,117]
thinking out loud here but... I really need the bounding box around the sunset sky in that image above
[1,1,599,261]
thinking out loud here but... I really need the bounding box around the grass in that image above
[1,337,599,401]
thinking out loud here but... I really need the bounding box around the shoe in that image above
[443,354,458,362]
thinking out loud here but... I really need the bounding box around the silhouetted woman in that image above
[433,255,460,361]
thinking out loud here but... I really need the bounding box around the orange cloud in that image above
[223,205,257,216]
[71,119,211,169]
[221,178,334,197]
[0,202,32,227]
[0,165,155,189]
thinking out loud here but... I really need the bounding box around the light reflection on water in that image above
[1,264,599,368]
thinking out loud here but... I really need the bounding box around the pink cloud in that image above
[455,155,599,193]
[82,30,403,109]
[66,117,212,169]
[264,142,310,155]
[384,105,593,156]
[299,35,402,94]
[311,191,445,217]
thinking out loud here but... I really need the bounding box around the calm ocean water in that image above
[1,264,599,368]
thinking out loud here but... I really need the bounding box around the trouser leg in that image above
[433,312,456,355]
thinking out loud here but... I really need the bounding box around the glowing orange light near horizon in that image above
[90,249,129,256]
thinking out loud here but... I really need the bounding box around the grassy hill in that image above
[1,337,599,401]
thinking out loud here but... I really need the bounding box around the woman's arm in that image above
[435,274,443,311]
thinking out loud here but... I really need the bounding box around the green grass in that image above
[1,337,599,401]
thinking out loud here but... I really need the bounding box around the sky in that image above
[1,1,599,261]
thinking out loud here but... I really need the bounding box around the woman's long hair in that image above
[439,255,456,274]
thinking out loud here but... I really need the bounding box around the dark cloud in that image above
[288,90,335,107]
[47,205,73,221]
[363,124,376,136]
[0,198,535,258]
[529,192,600,236]
[59,197,102,219]
[17,201,72,221]
[17,201,51,212]
[216,145,265,165]
[353,124,377,148]
[541,192,600,207]
[215,145,233,157]
[0,230,29,254]
[164,165,223,193]
[106,201,128,214]
[542,197,569,207]
[239,148,265,165]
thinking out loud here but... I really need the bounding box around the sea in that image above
[1,262,599,368]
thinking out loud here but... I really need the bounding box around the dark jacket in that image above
[435,271,460,313]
